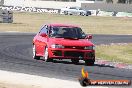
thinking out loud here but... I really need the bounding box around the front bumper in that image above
[48,48,95,60]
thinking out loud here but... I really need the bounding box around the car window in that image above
[69,7,76,9]
[49,27,86,39]
[39,25,48,34]
[79,8,83,10]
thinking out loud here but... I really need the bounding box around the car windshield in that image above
[49,27,86,39]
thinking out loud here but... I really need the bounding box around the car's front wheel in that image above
[80,12,85,16]
[44,47,53,62]
[33,44,40,60]
[85,59,95,66]
[64,11,68,15]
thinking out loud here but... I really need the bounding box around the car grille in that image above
[64,46,84,49]
[64,51,84,57]
[52,50,62,56]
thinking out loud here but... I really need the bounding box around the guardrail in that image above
[1,5,132,18]
[0,6,60,13]
[89,10,132,17]
[116,12,132,17]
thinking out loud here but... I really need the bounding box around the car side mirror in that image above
[40,33,47,37]
[86,35,92,39]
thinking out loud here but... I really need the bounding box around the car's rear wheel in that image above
[33,45,40,60]
[85,59,95,66]
[44,47,53,62]
[71,59,79,64]
[79,12,82,16]
[64,11,68,15]
[80,12,85,16]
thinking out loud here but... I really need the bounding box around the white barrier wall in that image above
[0,6,60,13]
[116,12,132,17]
[1,6,132,17]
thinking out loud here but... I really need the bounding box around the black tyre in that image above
[85,59,94,66]
[86,11,91,16]
[71,59,79,64]
[64,11,68,15]
[79,12,82,16]
[33,45,40,60]
[86,14,89,16]
[80,12,85,16]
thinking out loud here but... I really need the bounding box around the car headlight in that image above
[84,46,95,50]
[51,44,64,48]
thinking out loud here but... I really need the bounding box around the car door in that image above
[69,7,77,15]
[36,25,48,55]
[71,7,81,15]
[75,7,80,15]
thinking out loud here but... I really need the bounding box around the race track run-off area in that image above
[0,33,132,87]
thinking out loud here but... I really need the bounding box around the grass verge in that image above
[0,12,132,35]
[96,43,132,64]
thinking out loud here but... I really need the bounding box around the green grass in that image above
[0,12,132,34]
[0,12,132,64]
[96,44,132,64]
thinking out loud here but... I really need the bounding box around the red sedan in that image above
[32,24,95,65]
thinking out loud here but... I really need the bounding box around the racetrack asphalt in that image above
[0,33,132,82]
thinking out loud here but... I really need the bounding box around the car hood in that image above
[49,38,94,46]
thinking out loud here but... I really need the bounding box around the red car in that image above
[32,24,95,65]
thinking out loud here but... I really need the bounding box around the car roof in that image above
[48,23,79,28]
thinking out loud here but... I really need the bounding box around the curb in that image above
[96,59,132,70]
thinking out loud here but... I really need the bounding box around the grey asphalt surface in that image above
[0,33,132,82]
